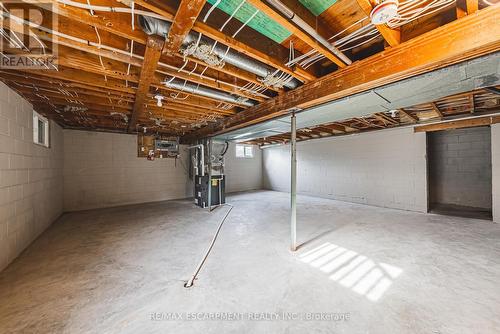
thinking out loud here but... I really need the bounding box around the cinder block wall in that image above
[428,127,492,210]
[492,124,500,223]
[224,142,262,193]
[263,127,428,212]
[0,82,64,272]
[63,130,192,211]
[63,133,263,211]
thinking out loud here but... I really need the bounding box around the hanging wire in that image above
[203,0,222,22]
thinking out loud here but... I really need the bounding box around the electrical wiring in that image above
[203,0,223,22]
[56,0,165,20]
[386,0,456,28]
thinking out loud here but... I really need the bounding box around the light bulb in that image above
[154,94,164,107]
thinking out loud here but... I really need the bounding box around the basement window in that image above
[236,144,253,158]
[33,111,49,147]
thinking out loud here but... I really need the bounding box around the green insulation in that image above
[299,0,338,16]
[206,0,292,43]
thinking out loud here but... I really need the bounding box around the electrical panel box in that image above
[155,140,179,152]
[137,135,179,158]
[194,175,225,208]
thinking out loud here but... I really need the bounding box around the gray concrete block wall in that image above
[63,130,193,211]
[63,133,263,211]
[263,127,428,212]
[223,142,262,193]
[0,82,64,272]
[492,124,500,223]
[428,127,492,210]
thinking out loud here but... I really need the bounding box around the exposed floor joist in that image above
[183,5,500,141]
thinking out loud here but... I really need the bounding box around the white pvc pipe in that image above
[188,144,205,176]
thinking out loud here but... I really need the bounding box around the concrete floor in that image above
[1,190,500,334]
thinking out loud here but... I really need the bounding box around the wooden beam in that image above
[28,2,279,95]
[374,112,399,125]
[277,0,336,46]
[430,102,444,118]
[183,5,500,141]
[4,14,266,102]
[456,4,468,19]
[469,93,475,113]
[135,0,316,82]
[164,0,206,55]
[466,0,479,14]
[245,0,348,68]
[484,86,500,95]
[0,70,235,114]
[399,108,418,123]
[18,67,136,94]
[128,36,164,132]
[356,0,400,46]
[414,115,500,132]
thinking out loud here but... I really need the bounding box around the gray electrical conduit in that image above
[184,204,233,288]
[265,0,352,66]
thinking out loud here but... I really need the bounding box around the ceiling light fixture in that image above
[154,94,164,107]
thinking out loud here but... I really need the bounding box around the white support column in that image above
[290,113,297,251]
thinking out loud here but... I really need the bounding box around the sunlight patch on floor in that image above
[299,242,403,301]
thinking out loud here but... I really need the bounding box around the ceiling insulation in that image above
[206,0,291,43]
[299,0,339,16]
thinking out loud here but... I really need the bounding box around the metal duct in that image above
[164,78,256,107]
[138,16,300,89]
[266,0,352,66]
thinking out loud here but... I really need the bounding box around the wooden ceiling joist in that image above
[18,67,136,94]
[399,109,418,123]
[4,13,268,103]
[128,35,165,132]
[356,0,400,46]
[466,0,479,14]
[27,1,277,96]
[245,0,348,68]
[135,0,316,82]
[1,0,498,138]
[183,5,500,141]
[0,70,236,116]
[414,114,500,132]
[163,0,206,55]
[430,102,444,118]
[246,87,500,146]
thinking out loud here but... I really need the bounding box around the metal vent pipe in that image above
[139,15,300,89]
[265,0,352,66]
[165,78,256,107]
